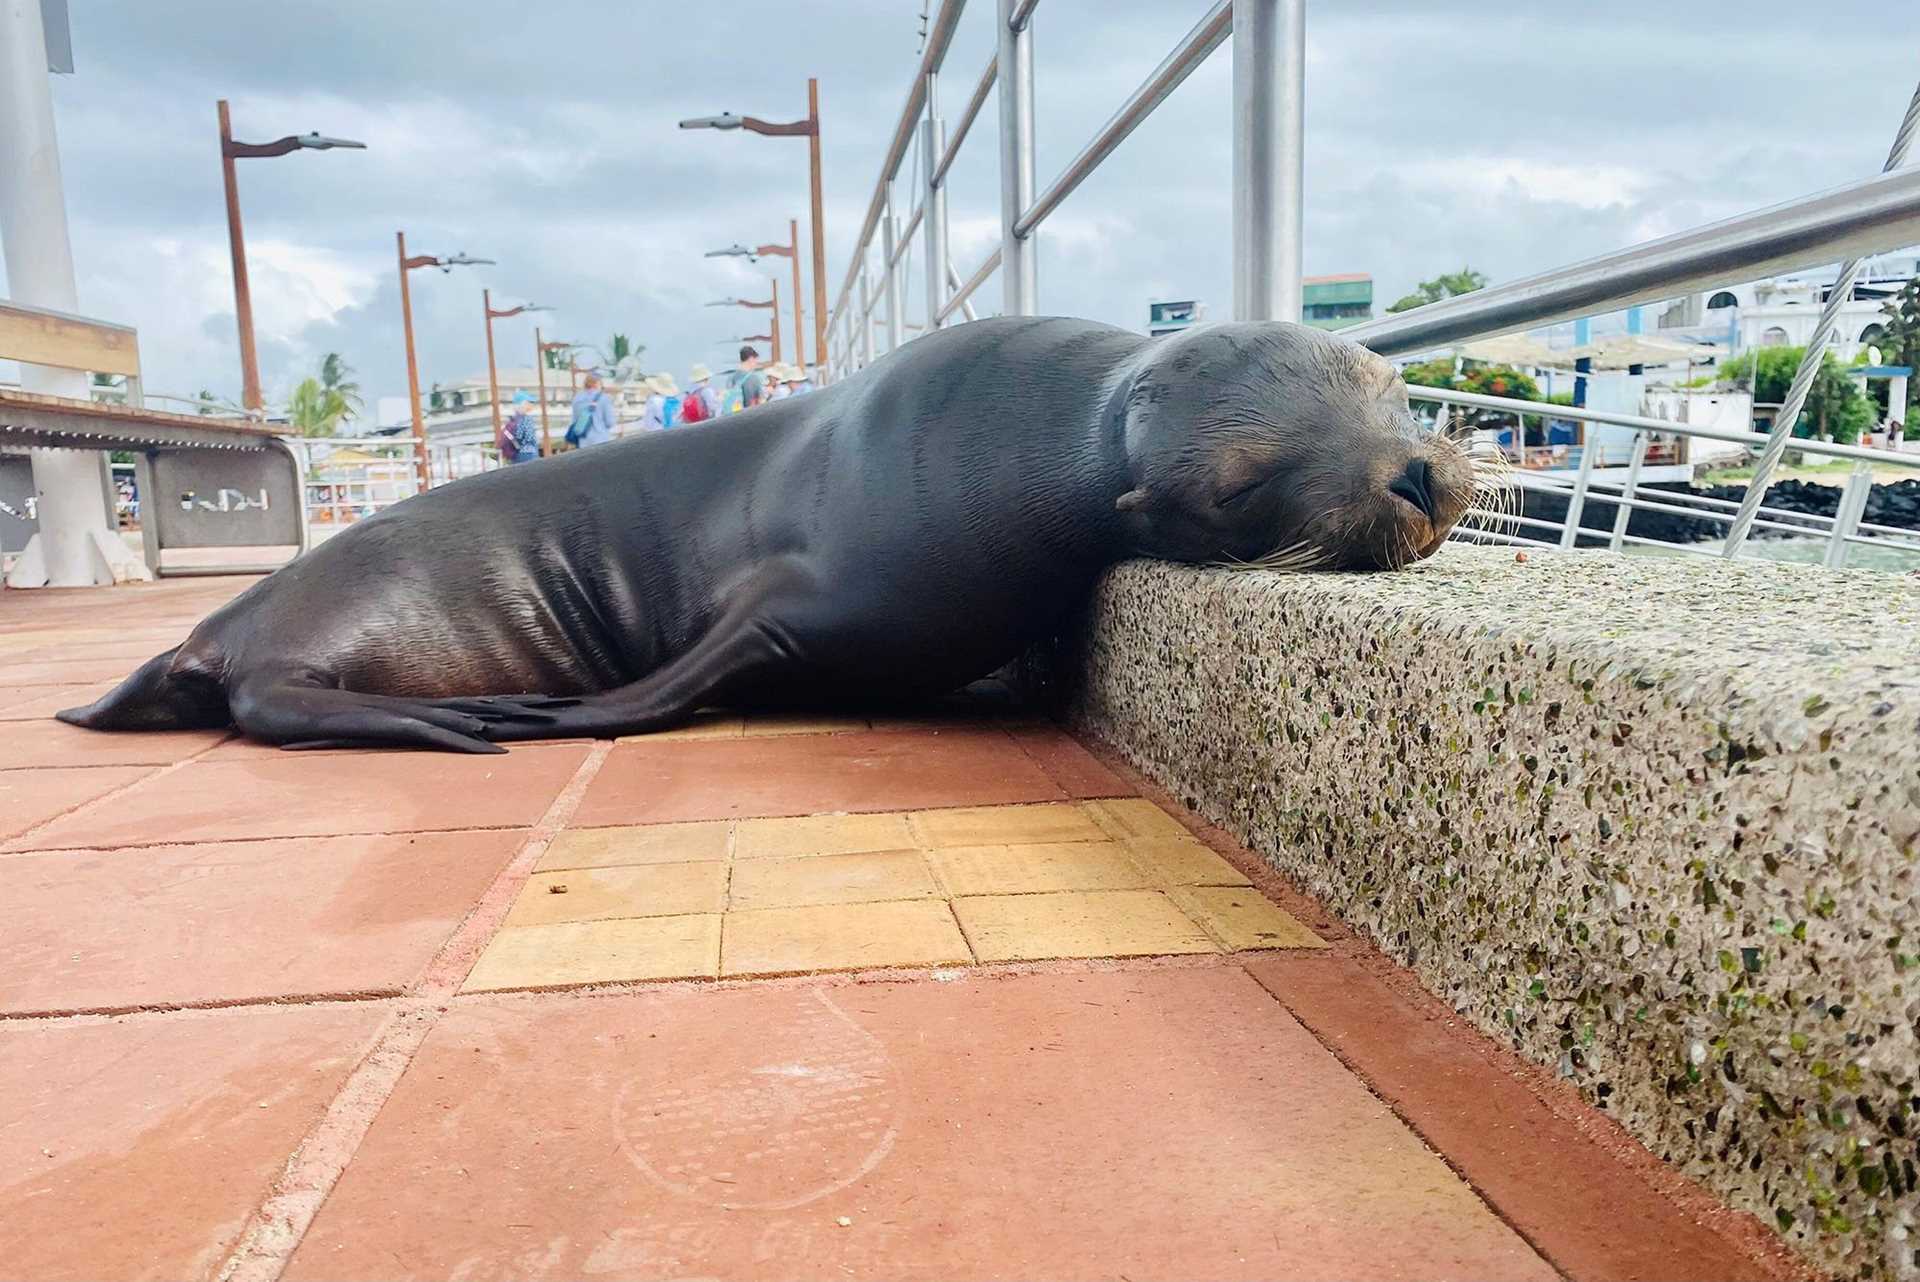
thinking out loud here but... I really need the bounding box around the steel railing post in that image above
[1608,431,1649,551]
[1823,461,1875,568]
[1231,0,1304,322]
[1559,433,1601,549]
[997,0,1038,314]
[882,184,904,352]
[923,73,949,332]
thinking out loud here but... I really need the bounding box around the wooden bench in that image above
[1,299,307,579]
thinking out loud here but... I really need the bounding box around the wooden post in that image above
[483,288,503,443]
[535,328,552,457]
[806,78,828,379]
[396,231,429,491]
[789,217,805,371]
[771,277,783,364]
[217,101,262,413]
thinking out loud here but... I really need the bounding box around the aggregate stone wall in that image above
[1039,547,1920,1280]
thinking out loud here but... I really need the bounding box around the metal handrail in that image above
[1349,166,1920,357]
[1008,0,1041,31]
[1013,2,1230,239]
[938,247,1003,323]
[931,57,997,188]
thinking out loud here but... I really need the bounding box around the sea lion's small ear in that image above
[1115,487,1152,513]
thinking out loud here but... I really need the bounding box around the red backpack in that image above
[681,387,712,424]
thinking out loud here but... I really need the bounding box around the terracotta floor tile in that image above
[10,742,589,850]
[0,765,152,842]
[619,712,745,742]
[907,800,1108,846]
[1173,885,1327,950]
[508,863,728,927]
[1085,795,1197,843]
[720,899,971,976]
[574,729,1065,827]
[929,840,1152,896]
[732,810,916,859]
[739,711,873,736]
[1124,835,1254,886]
[954,889,1218,962]
[0,720,228,770]
[284,970,1555,1281]
[1,830,525,1014]
[462,915,721,991]
[537,821,732,871]
[727,849,937,911]
[1007,725,1132,797]
[2,1003,385,1282]
[0,682,112,719]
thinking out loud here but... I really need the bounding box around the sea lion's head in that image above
[1114,322,1487,571]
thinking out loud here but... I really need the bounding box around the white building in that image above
[1655,250,1916,357]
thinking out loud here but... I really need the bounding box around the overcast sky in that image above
[10,0,1914,415]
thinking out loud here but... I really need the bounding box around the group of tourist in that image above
[497,345,815,464]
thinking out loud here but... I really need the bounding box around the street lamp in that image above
[680,80,826,379]
[704,216,805,372]
[482,291,550,444]
[534,335,583,456]
[396,234,491,489]
[705,282,782,363]
[218,100,365,413]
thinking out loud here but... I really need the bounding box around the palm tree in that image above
[286,377,350,437]
[318,352,363,420]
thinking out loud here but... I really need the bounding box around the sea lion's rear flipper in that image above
[56,647,232,732]
[228,677,571,754]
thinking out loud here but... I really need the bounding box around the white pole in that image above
[1231,0,1304,323]
[0,0,120,587]
[996,0,1038,315]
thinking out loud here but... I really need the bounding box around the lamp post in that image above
[533,333,581,456]
[680,81,826,380]
[704,216,805,369]
[217,101,365,413]
[705,285,782,363]
[482,291,549,443]
[396,234,490,490]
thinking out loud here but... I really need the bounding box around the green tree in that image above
[317,353,363,420]
[194,388,221,416]
[1876,278,1920,431]
[1387,268,1488,314]
[1402,357,1543,430]
[285,377,351,437]
[1718,346,1874,443]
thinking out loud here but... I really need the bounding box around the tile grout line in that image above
[0,733,237,851]
[214,740,615,1282]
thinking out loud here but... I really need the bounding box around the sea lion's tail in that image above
[55,646,232,732]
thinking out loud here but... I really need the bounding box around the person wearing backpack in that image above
[499,390,541,463]
[681,364,720,425]
[564,372,616,448]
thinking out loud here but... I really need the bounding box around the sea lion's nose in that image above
[1388,458,1437,522]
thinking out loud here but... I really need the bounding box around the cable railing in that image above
[820,0,1920,569]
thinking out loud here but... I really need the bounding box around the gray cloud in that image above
[11,0,1913,411]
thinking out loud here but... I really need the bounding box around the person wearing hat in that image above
[683,363,720,425]
[642,372,680,431]
[566,371,616,448]
[764,363,792,402]
[499,389,541,463]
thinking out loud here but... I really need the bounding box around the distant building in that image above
[1301,273,1373,330]
[1148,298,1205,337]
[1655,251,1916,357]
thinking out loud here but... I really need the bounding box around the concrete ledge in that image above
[1033,547,1920,1279]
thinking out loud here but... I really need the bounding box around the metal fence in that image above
[819,0,1920,570]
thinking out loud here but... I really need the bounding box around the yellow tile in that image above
[727,849,937,911]
[1123,837,1252,887]
[538,821,733,871]
[1171,886,1326,951]
[733,811,917,859]
[1083,797,1195,844]
[721,900,971,976]
[461,915,720,991]
[506,863,727,927]
[929,841,1150,896]
[953,890,1218,962]
[908,802,1107,847]
[740,712,872,737]
[619,713,745,742]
